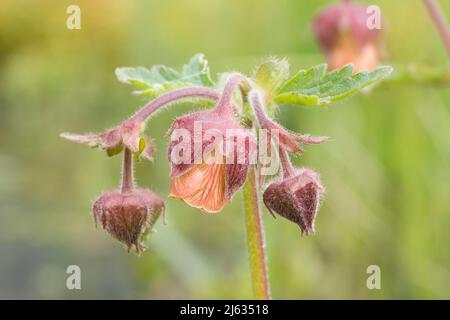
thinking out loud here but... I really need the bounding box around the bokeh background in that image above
[0,0,449,299]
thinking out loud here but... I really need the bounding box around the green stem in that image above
[242,166,271,300]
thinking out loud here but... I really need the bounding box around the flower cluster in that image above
[61,71,330,253]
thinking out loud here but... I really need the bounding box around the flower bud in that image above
[93,188,165,254]
[263,168,323,236]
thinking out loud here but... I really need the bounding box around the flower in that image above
[263,168,323,236]
[60,119,154,160]
[313,0,381,72]
[93,188,165,254]
[168,99,256,213]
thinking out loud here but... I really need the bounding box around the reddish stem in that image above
[121,148,134,193]
[249,90,296,178]
[248,90,274,129]
[279,148,295,178]
[213,73,250,116]
[424,0,450,56]
[131,87,220,123]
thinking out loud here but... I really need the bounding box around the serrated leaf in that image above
[273,64,393,107]
[181,53,214,87]
[278,64,328,93]
[115,53,214,99]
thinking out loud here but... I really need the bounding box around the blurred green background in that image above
[0,0,449,299]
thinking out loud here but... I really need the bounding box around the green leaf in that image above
[115,53,214,99]
[273,64,393,107]
[253,58,290,100]
[181,53,214,87]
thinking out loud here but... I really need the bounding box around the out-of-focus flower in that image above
[313,0,381,72]
[93,188,165,254]
[168,99,255,213]
[263,168,323,236]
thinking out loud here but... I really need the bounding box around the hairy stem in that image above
[248,90,273,129]
[214,73,250,116]
[249,89,295,178]
[279,148,295,178]
[424,0,450,56]
[242,166,271,300]
[121,148,134,193]
[131,87,220,123]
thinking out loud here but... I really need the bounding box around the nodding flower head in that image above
[93,188,165,254]
[313,0,381,72]
[263,168,323,236]
[168,95,256,213]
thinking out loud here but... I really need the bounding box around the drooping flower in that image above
[263,168,323,236]
[313,0,381,72]
[93,188,165,254]
[168,78,256,213]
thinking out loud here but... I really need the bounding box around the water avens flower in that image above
[60,53,391,298]
[263,152,323,236]
[313,0,381,72]
[93,188,165,254]
[92,148,164,255]
[168,74,255,213]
